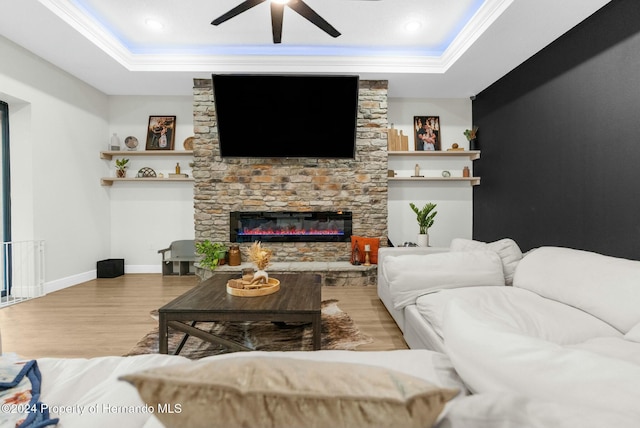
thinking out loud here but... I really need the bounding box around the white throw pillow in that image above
[383,251,505,310]
[450,238,523,285]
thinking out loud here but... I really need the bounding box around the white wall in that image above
[0,35,110,290]
[0,36,196,289]
[107,96,195,271]
[387,98,474,247]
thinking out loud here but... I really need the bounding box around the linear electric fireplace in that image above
[230,211,352,243]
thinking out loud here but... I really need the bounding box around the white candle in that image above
[364,244,371,252]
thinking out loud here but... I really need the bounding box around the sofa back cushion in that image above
[513,247,640,333]
[450,238,523,285]
[383,251,505,310]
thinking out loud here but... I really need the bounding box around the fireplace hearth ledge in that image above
[196,262,377,287]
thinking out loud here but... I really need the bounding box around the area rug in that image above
[125,299,373,359]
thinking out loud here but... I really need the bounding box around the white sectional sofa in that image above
[378,238,523,351]
[4,241,639,427]
[378,241,640,422]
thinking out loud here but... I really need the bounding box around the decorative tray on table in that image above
[226,278,280,297]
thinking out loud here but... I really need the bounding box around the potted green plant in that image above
[115,158,129,178]
[409,202,437,247]
[195,240,229,271]
[463,126,479,150]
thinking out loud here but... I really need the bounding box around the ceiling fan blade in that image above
[211,0,266,26]
[288,0,341,38]
[271,2,284,44]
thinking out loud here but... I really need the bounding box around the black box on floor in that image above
[97,258,125,278]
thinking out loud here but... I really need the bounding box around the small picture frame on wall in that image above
[145,116,176,150]
[414,116,441,151]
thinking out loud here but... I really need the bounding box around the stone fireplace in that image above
[192,78,388,263]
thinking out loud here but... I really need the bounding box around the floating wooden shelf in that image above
[101,177,195,186]
[100,150,193,160]
[388,150,480,160]
[388,176,481,186]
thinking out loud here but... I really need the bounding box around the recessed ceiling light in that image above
[145,19,164,30]
[404,21,422,32]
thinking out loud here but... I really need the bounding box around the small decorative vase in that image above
[116,169,126,178]
[228,245,241,266]
[110,133,121,150]
[417,234,429,247]
[469,139,479,151]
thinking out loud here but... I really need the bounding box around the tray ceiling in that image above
[0,0,612,97]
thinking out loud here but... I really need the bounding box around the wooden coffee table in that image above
[158,273,322,354]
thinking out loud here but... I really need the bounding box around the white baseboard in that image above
[125,265,162,274]
[44,271,95,294]
[44,265,163,294]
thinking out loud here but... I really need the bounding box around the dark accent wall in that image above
[473,0,640,260]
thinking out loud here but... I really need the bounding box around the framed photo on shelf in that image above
[414,116,441,151]
[145,116,176,150]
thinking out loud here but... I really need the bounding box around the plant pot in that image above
[116,169,126,178]
[469,139,479,151]
[417,234,429,247]
[215,251,227,266]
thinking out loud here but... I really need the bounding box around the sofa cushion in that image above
[121,356,458,428]
[625,322,640,343]
[443,298,640,418]
[440,392,640,428]
[568,337,640,366]
[513,247,640,333]
[416,286,620,346]
[383,251,505,310]
[450,238,523,285]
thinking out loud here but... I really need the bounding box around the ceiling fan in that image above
[211,0,380,44]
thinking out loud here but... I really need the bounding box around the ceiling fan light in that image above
[145,19,164,30]
[404,21,422,32]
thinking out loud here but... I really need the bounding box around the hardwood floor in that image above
[0,274,406,359]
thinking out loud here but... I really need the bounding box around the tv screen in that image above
[212,74,359,158]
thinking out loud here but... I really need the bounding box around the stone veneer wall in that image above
[192,78,388,262]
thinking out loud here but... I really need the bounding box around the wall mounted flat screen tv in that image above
[212,74,359,158]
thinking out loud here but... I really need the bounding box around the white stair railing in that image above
[0,240,45,307]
